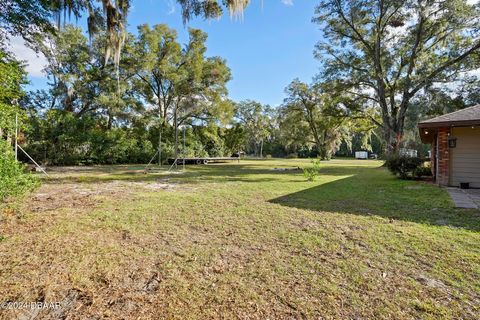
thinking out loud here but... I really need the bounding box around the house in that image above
[418,104,480,188]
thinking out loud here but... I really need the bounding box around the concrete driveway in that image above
[447,188,480,209]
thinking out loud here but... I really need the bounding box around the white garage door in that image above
[450,127,480,188]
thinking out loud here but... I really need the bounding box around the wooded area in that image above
[1,0,479,195]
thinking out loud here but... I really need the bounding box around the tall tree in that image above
[133,24,231,163]
[222,123,246,155]
[169,28,232,161]
[0,46,27,140]
[234,100,272,157]
[282,80,352,160]
[314,0,480,155]
[38,25,140,125]
[277,105,312,155]
[132,24,180,164]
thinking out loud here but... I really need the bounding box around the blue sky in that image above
[19,0,322,106]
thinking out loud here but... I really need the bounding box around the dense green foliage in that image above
[314,0,480,155]
[280,79,377,160]
[385,155,425,180]
[0,0,53,42]
[0,48,38,201]
[0,48,27,134]
[20,25,235,165]
[25,110,155,165]
[0,139,38,202]
[234,101,272,157]
[18,24,382,166]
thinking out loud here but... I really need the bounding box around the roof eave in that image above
[418,127,437,144]
[418,119,480,128]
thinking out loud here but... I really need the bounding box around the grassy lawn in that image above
[1,159,479,319]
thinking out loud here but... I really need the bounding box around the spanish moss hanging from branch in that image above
[48,0,250,69]
[177,0,250,24]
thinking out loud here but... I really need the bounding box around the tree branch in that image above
[409,40,480,97]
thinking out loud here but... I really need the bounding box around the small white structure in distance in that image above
[399,148,418,158]
[355,151,368,159]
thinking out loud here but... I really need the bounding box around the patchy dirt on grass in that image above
[0,173,186,320]
[25,180,176,214]
[1,161,479,319]
[27,183,117,213]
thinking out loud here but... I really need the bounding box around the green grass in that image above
[1,159,479,319]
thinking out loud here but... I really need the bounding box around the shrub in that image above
[286,153,298,159]
[0,139,39,202]
[385,155,423,179]
[414,165,433,178]
[303,159,321,182]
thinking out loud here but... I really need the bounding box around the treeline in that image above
[19,25,231,165]
[2,0,479,168]
[9,24,480,166]
[13,25,379,165]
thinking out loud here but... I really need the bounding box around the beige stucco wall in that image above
[449,127,480,188]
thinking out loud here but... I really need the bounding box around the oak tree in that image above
[314,0,480,154]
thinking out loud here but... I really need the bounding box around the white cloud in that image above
[8,37,47,78]
[281,0,294,6]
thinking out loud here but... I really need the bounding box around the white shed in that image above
[355,151,368,159]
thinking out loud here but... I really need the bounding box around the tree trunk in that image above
[316,143,324,159]
[304,107,325,159]
[259,139,263,158]
[107,113,113,130]
[174,106,178,163]
[382,117,404,157]
[158,105,162,166]
[311,129,327,160]
[319,146,328,160]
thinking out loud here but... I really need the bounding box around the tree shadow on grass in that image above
[269,168,480,232]
[42,165,282,185]
[42,163,373,186]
